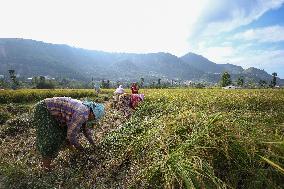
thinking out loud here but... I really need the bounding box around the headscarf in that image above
[114,85,125,94]
[82,101,105,120]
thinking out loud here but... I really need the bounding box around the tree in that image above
[157,78,161,86]
[32,76,38,85]
[151,81,156,88]
[101,79,110,88]
[8,69,15,76]
[237,76,244,87]
[60,78,70,87]
[140,77,144,88]
[116,81,120,87]
[259,80,267,88]
[106,80,110,88]
[0,76,8,89]
[36,76,54,89]
[270,72,277,87]
[8,69,19,89]
[39,76,45,83]
[101,80,105,88]
[220,72,232,87]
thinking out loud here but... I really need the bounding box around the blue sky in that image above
[189,0,284,78]
[0,0,283,78]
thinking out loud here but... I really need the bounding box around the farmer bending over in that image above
[33,97,104,171]
[117,93,144,117]
[113,85,125,107]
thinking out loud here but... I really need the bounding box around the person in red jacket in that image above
[130,82,139,94]
[117,93,144,117]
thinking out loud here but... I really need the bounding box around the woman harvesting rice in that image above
[33,97,104,171]
[117,93,144,117]
[113,85,125,101]
[116,82,144,117]
[130,82,139,94]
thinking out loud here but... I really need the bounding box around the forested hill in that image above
[0,38,282,84]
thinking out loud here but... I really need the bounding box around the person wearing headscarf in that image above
[117,93,144,118]
[114,85,125,95]
[113,85,125,103]
[33,97,104,171]
[94,83,101,94]
[130,83,139,94]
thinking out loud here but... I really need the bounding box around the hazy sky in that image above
[1,0,284,78]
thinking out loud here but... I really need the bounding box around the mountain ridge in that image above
[0,38,282,84]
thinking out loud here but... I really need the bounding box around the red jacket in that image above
[131,85,139,94]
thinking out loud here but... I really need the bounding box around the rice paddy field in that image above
[0,88,284,189]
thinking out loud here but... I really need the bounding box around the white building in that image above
[222,85,240,89]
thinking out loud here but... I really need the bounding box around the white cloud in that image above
[196,46,234,63]
[230,49,284,78]
[0,0,283,56]
[187,0,284,78]
[194,44,284,78]
[0,0,206,56]
[189,0,284,41]
[0,0,283,78]
[233,25,284,42]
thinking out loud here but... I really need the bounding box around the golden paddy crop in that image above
[0,89,283,188]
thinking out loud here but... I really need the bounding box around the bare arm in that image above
[67,113,88,151]
[82,123,95,147]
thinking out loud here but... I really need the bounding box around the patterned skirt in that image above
[33,101,67,158]
[117,94,145,117]
[131,94,144,109]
